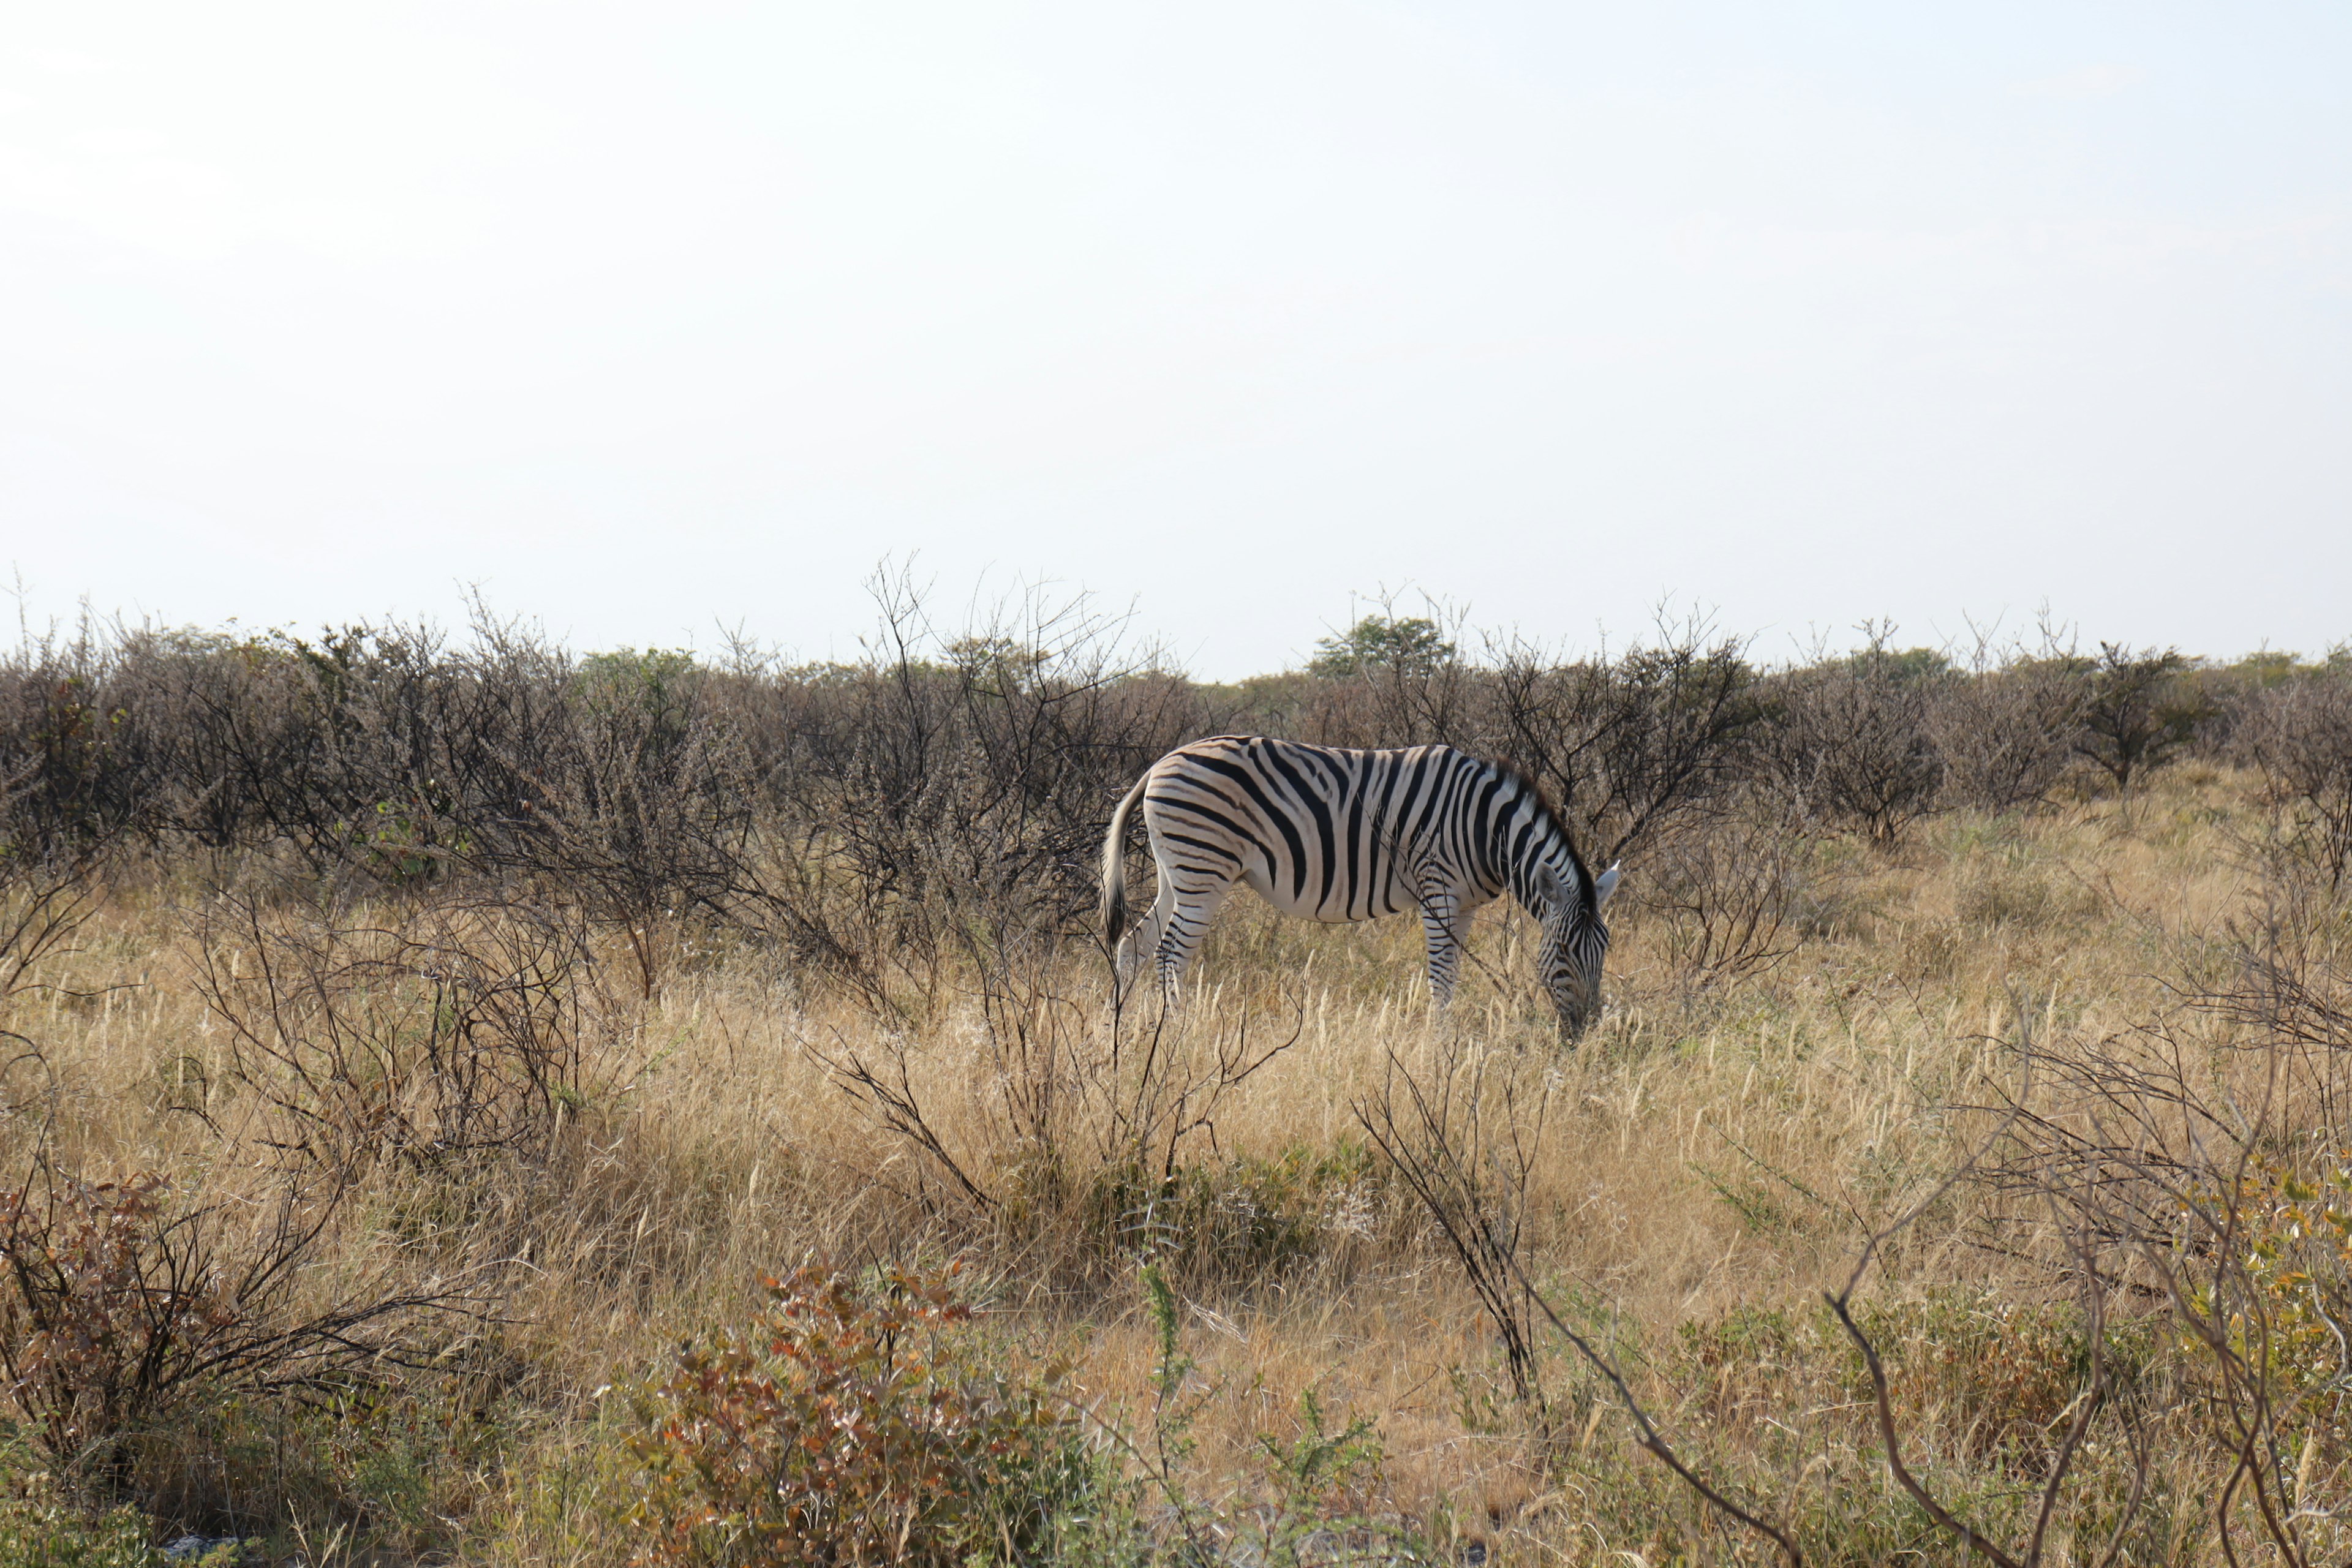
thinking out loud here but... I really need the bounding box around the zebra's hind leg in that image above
[1115,872,1178,992]
[1150,872,1237,1007]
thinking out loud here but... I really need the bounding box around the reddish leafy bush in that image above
[629,1262,1084,1567]
[0,1165,490,1502]
[0,1175,237,1481]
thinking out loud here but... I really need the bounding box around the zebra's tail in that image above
[1100,772,1150,944]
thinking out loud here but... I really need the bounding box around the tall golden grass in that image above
[5,763,2342,1564]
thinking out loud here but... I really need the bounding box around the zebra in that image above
[1099,736,1621,1035]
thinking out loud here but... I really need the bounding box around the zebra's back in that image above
[1137,736,1501,923]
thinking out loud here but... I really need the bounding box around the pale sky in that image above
[4,3,2347,676]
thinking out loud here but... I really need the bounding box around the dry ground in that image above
[4,764,2321,1564]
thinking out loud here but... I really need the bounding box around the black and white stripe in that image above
[1100,736,1620,1034]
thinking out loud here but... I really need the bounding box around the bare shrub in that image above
[762,570,1216,1005]
[2001,886,2352,1200]
[1930,625,2087,815]
[1352,1041,1553,1408]
[1763,629,1948,845]
[1292,597,1480,752]
[0,878,603,1510]
[1237,607,1758,859]
[809,930,1302,1276]
[1485,614,1758,863]
[0,606,579,877]
[479,647,758,997]
[2237,670,2352,890]
[0,612,166,855]
[0,1167,491,1490]
[1634,793,1814,981]
[192,891,639,1177]
[262,611,573,883]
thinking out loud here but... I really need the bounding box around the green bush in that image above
[0,1475,159,1568]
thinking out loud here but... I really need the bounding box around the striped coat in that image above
[1100,736,1619,1034]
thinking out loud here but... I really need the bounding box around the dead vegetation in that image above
[1,594,2348,1563]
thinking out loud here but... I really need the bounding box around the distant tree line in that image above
[5,582,2348,995]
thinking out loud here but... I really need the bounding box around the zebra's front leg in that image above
[1419,888,1468,1010]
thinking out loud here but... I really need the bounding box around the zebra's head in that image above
[1532,857,1620,1038]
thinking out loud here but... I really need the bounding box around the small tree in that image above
[2075,643,2203,803]
[1308,616,1456,679]
[1486,616,1758,863]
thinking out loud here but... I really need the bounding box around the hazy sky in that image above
[4,3,2347,675]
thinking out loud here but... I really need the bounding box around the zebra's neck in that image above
[1492,769,1586,915]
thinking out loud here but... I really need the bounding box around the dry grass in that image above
[2,768,2324,1564]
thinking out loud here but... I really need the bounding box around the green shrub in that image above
[133,1378,501,1554]
[0,1474,158,1568]
[2184,1150,2352,1455]
[628,1262,1087,1567]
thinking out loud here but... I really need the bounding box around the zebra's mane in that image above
[1492,757,1599,916]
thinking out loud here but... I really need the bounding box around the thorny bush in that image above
[192,890,638,1177]
[1764,630,1947,844]
[2237,670,2352,891]
[1928,624,2086,815]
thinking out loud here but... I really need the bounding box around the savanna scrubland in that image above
[4,580,2352,1566]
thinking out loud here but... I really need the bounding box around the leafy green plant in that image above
[1134,1257,1210,1521]
[2182,1152,2352,1456]
[628,1261,1084,1567]
[0,1476,161,1568]
[1244,1389,1406,1568]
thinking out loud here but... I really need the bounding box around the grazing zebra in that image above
[1099,736,1621,1035]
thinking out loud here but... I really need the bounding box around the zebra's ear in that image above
[1594,862,1622,908]
[1534,862,1564,909]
